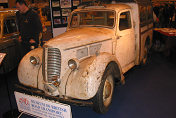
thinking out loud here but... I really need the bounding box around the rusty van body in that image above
[17,0,153,114]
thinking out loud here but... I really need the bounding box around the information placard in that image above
[15,92,72,118]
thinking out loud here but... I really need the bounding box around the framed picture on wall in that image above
[73,0,80,6]
[62,9,71,16]
[60,0,71,8]
[53,10,61,16]
[52,1,60,7]
[54,18,61,25]
[62,17,67,24]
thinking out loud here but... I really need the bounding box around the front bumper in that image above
[15,84,93,107]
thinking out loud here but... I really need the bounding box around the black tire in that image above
[93,65,114,114]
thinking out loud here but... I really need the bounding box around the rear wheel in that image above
[93,66,114,114]
[142,42,151,65]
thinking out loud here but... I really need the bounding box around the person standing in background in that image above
[16,0,42,56]
[168,2,175,27]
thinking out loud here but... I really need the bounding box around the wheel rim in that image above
[103,75,114,107]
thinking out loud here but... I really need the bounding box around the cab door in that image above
[115,10,135,72]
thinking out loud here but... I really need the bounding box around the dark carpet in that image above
[0,52,176,118]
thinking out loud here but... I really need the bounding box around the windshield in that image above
[3,18,17,35]
[70,10,115,28]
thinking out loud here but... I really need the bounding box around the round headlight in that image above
[68,59,79,70]
[30,56,39,65]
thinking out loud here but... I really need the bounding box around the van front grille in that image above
[43,47,61,82]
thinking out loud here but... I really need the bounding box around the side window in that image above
[119,11,132,31]
[147,6,153,20]
[71,14,79,27]
[3,18,17,35]
[140,6,147,23]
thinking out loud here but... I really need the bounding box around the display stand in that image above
[0,53,20,118]
[153,28,176,57]
[153,28,176,50]
[50,0,80,37]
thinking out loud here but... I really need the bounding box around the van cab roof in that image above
[115,0,151,3]
[75,3,131,12]
[77,0,152,9]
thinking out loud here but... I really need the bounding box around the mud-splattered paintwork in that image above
[18,3,153,100]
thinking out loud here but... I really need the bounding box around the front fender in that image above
[66,52,123,100]
[18,48,43,88]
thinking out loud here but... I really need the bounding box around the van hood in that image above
[44,27,114,50]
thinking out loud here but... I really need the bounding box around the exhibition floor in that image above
[0,52,176,118]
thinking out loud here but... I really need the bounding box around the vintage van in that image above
[16,0,153,114]
[0,9,21,74]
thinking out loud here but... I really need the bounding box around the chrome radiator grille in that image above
[43,47,61,82]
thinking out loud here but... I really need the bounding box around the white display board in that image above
[0,53,6,64]
[15,92,72,118]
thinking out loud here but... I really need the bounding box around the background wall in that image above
[7,0,176,8]
[152,0,176,1]
[8,0,15,8]
[8,0,49,8]
[0,0,8,3]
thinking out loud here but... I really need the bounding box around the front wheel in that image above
[93,66,114,114]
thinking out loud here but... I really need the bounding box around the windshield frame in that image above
[3,16,18,36]
[69,9,116,29]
